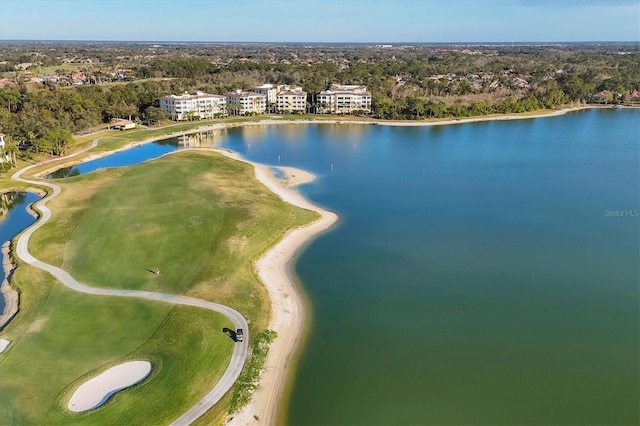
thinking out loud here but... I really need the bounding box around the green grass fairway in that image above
[0,265,234,425]
[30,150,317,328]
[1,149,317,424]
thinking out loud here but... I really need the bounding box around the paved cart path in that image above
[11,141,248,425]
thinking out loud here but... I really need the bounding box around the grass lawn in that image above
[2,149,317,424]
[0,265,234,425]
[30,150,318,327]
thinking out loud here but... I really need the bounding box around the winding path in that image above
[11,140,249,425]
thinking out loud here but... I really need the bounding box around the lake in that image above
[45,130,225,179]
[0,192,40,314]
[219,109,639,425]
[5,109,639,424]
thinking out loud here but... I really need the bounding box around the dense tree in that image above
[33,127,72,155]
[0,42,637,163]
[143,105,168,123]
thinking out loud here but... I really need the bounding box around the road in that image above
[11,141,249,425]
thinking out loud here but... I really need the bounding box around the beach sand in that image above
[277,166,316,187]
[67,360,152,412]
[0,338,10,354]
[215,151,337,426]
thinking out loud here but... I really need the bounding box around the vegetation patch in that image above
[228,329,278,413]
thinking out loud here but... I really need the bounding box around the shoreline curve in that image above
[210,150,338,426]
[32,105,606,180]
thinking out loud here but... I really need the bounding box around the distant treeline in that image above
[0,52,638,157]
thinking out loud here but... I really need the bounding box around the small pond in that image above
[0,192,41,312]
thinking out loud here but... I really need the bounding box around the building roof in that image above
[110,119,135,125]
[226,90,266,98]
[252,84,276,90]
[318,90,371,96]
[160,91,225,101]
[277,90,307,97]
[330,84,368,92]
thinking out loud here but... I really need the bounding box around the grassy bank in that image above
[1,150,317,424]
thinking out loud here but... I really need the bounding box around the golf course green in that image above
[0,149,317,424]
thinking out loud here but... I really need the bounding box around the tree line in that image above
[0,51,638,158]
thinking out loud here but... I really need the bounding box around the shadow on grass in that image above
[222,327,238,342]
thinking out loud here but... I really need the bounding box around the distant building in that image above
[624,90,640,102]
[0,133,11,163]
[251,84,278,104]
[226,90,267,115]
[72,71,87,85]
[110,119,137,131]
[591,91,613,103]
[316,84,372,114]
[511,77,530,89]
[252,84,307,109]
[159,91,227,121]
[276,86,307,113]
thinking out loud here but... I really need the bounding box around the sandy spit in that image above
[213,150,337,426]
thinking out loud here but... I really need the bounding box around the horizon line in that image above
[0,39,638,45]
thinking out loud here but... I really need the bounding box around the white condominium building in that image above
[276,87,307,113]
[252,84,306,105]
[251,84,278,104]
[316,84,372,114]
[226,90,267,115]
[159,91,226,121]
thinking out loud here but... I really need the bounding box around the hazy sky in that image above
[0,0,638,42]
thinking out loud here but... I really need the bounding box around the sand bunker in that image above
[68,360,151,412]
[0,338,10,354]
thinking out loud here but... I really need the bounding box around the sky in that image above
[0,0,638,43]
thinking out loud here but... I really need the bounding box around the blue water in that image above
[45,138,180,179]
[0,192,41,314]
[218,110,640,425]
[7,109,639,424]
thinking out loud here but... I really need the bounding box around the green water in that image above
[221,109,639,425]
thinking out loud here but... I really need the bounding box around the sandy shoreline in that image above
[214,150,337,426]
[32,105,606,179]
